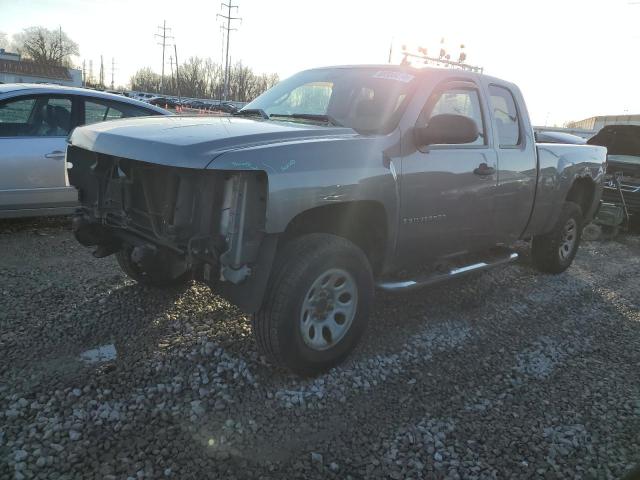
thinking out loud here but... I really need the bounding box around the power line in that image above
[155,20,174,93]
[217,1,241,101]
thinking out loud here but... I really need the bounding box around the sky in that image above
[0,0,639,125]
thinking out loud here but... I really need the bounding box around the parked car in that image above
[213,101,238,114]
[67,65,605,375]
[0,84,171,219]
[130,92,155,102]
[147,97,180,109]
[588,124,640,228]
[185,100,207,109]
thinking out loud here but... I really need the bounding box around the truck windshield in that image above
[240,67,418,134]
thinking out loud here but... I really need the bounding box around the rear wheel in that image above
[116,247,191,287]
[531,201,583,274]
[253,233,374,376]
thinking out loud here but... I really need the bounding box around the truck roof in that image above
[303,64,512,87]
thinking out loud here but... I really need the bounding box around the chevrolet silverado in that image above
[67,65,606,374]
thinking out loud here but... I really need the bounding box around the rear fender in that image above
[523,144,606,237]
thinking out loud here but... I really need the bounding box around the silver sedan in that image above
[0,84,171,219]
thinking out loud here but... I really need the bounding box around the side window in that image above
[41,98,73,136]
[0,96,72,137]
[0,98,37,137]
[489,85,521,147]
[84,101,110,124]
[84,99,154,126]
[420,88,485,146]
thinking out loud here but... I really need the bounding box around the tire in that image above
[115,247,191,287]
[253,233,374,376]
[531,201,583,274]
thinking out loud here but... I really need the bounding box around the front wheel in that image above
[531,201,583,274]
[253,233,374,376]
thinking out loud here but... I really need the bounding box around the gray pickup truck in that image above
[68,65,606,375]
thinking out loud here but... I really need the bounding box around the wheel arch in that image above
[281,201,389,275]
[565,176,598,221]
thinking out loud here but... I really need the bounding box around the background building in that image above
[0,48,82,86]
[566,114,640,132]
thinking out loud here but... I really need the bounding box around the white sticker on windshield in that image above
[372,71,415,83]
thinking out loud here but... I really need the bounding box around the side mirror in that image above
[414,113,479,146]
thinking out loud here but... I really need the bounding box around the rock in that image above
[14,449,28,462]
[204,342,216,355]
[311,452,323,464]
[434,452,443,462]
[329,462,339,472]
[191,401,205,417]
[69,430,81,441]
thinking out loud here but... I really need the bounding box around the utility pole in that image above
[82,59,86,86]
[58,26,63,64]
[155,20,173,93]
[110,57,116,90]
[217,1,241,101]
[219,25,226,101]
[169,55,174,92]
[88,60,93,86]
[174,44,181,102]
[99,55,104,89]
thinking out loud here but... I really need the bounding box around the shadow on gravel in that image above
[2,281,195,393]
[0,215,71,234]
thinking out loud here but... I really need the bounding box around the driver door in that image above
[398,81,498,265]
[0,94,79,213]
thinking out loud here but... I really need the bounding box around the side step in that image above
[376,251,519,293]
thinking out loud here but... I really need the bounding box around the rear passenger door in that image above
[486,84,537,242]
[0,94,79,213]
[399,80,499,264]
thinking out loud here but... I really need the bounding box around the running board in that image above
[377,252,519,293]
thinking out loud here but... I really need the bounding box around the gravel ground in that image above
[1,217,639,480]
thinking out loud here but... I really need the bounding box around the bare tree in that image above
[12,26,79,66]
[129,58,279,102]
[130,67,162,93]
[0,31,9,50]
[179,57,208,98]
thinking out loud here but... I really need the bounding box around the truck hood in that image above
[68,115,354,169]
[587,125,640,158]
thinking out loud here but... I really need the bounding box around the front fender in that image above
[206,135,402,236]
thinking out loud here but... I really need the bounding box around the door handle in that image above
[44,150,65,159]
[473,163,495,176]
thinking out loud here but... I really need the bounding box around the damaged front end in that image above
[67,145,277,312]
